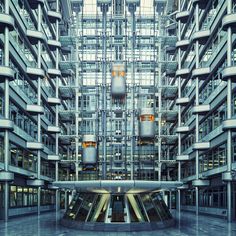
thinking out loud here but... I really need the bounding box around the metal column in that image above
[37,2,43,216]
[128,3,137,180]
[226,0,233,223]
[3,0,10,222]
[101,3,109,179]
[55,0,60,211]
[157,13,162,181]
[75,4,82,181]
[194,2,200,216]
[177,0,182,211]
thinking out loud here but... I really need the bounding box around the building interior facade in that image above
[0,0,236,234]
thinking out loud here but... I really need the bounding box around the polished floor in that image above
[0,210,236,236]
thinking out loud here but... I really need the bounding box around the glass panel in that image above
[23,188,28,206]
[87,194,109,222]
[75,193,94,221]
[140,194,161,222]
[17,186,23,207]
[64,194,83,220]
[10,186,17,207]
[151,193,172,220]
[133,195,149,222]
[127,194,148,222]
[0,184,3,208]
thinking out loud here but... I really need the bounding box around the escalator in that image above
[61,191,174,231]
[111,195,125,222]
[63,194,83,220]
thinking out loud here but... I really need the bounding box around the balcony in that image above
[176,68,191,79]
[61,46,71,54]
[192,30,210,44]
[47,10,62,23]
[192,142,210,150]
[124,0,139,4]
[27,179,45,186]
[192,0,208,9]
[47,39,61,51]
[0,13,14,33]
[192,67,211,80]
[47,155,60,161]
[222,13,236,32]
[222,172,235,181]
[26,67,45,80]
[47,97,61,106]
[26,142,44,150]
[59,110,76,122]
[192,104,210,114]
[26,104,44,115]
[28,0,44,9]
[0,118,14,131]
[166,69,176,77]
[176,97,190,105]
[222,66,236,82]
[59,86,74,100]
[176,11,190,23]
[26,30,45,45]
[176,39,190,50]
[47,125,61,133]
[0,66,15,82]
[166,46,176,54]
[59,135,75,145]
[61,69,74,77]
[0,171,14,181]
[222,119,236,131]
[192,179,210,187]
[160,109,178,122]
[160,135,178,145]
[177,184,189,190]
[47,68,61,78]
[176,155,190,161]
[161,85,178,99]
[176,126,190,133]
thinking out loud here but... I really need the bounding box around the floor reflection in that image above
[0,210,235,236]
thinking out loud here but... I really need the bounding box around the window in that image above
[17,187,23,206]
[232,93,236,116]
[9,186,55,208]
[41,189,56,205]
[0,184,3,208]
[182,190,195,206]
[0,137,3,163]
[23,188,28,206]
[10,186,17,207]
[28,188,33,206]
[0,95,4,116]
[200,143,226,172]
[10,144,37,172]
[199,186,226,208]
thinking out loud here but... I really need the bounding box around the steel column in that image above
[226,0,232,223]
